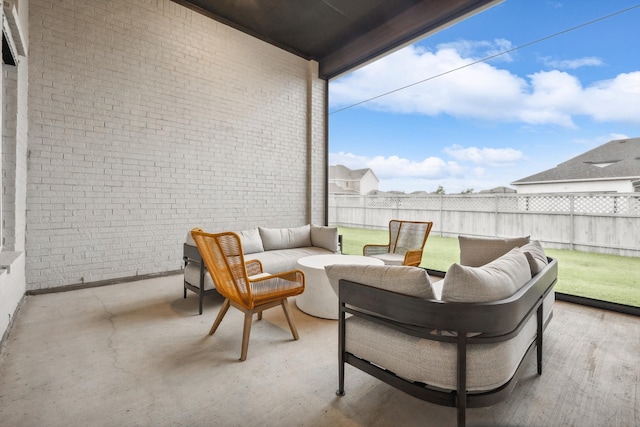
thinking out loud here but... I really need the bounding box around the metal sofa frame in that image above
[336,258,557,427]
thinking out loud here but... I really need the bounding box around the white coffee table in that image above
[295,254,384,320]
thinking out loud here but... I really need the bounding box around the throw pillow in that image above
[459,235,530,267]
[521,240,548,275]
[441,247,532,303]
[259,225,311,250]
[310,225,339,252]
[325,264,435,300]
[237,228,264,254]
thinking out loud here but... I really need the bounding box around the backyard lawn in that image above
[338,226,640,307]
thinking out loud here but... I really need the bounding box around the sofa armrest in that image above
[183,243,202,263]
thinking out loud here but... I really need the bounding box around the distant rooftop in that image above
[329,165,377,181]
[512,137,640,184]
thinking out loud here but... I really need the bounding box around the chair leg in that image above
[240,311,253,361]
[257,311,263,320]
[281,299,299,340]
[209,298,231,336]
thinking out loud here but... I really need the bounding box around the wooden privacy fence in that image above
[329,193,640,258]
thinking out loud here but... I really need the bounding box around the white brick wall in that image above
[1,0,29,340]
[27,0,327,290]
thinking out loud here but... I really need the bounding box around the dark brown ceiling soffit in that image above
[320,0,501,80]
[170,0,501,81]
[171,0,313,59]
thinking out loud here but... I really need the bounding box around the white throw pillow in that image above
[441,247,532,303]
[325,264,435,300]
[259,225,311,250]
[310,225,339,252]
[237,228,264,254]
[459,235,530,267]
[520,240,548,275]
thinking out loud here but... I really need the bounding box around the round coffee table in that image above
[295,254,384,319]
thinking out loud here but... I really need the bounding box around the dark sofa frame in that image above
[336,258,557,427]
[183,243,217,315]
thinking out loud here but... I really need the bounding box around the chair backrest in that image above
[190,228,253,308]
[388,220,433,255]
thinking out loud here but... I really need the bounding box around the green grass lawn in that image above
[338,226,640,307]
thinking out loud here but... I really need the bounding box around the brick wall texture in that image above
[27,0,327,290]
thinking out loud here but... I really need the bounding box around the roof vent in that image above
[586,161,618,168]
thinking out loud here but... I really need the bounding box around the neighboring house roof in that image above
[328,182,359,195]
[480,186,516,193]
[512,137,640,185]
[329,165,379,183]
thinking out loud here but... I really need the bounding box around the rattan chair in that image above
[190,228,305,361]
[363,220,433,267]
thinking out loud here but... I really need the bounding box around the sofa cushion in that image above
[368,253,404,265]
[345,312,537,392]
[259,225,311,250]
[247,246,332,274]
[441,247,532,303]
[459,235,530,267]
[325,264,435,300]
[184,262,215,291]
[521,240,548,275]
[237,228,264,254]
[185,230,196,247]
[310,225,339,252]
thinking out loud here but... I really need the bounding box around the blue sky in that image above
[328,0,640,193]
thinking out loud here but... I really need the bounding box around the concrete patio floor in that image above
[0,274,638,426]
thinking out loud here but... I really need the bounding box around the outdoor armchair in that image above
[190,228,305,361]
[363,220,433,267]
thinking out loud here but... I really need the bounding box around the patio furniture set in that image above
[184,221,557,426]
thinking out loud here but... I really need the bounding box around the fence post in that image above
[570,195,575,251]
[439,195,444,237]
[494,195,499,237]
[362,195,367,229]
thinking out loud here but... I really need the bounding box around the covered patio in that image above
[1,1,638,426]
[0,274,637,426]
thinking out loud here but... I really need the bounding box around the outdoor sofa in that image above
[183,224,340,314]
[326,236,557,427]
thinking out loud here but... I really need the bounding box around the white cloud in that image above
[436,39,515,62]
[571,133,630,146]
[330,151,464,180]
[443,144,523,166]
[542,56,603,69]
[580,72,640,123]
[329,148,527,193]
[329,43,640,127]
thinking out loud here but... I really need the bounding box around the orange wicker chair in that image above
[363,220,433,267]
[190,228,305,361]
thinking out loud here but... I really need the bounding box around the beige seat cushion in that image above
[441,247,532,303]
[346,309,536,392]
[345,288,554,393]
[325,264,435,299]
[184,262,215,291]
[368,252,405,265]
[459,235,530,267]
[521,240,549,275]
[259,225,311,250]
[310,225,339,252]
